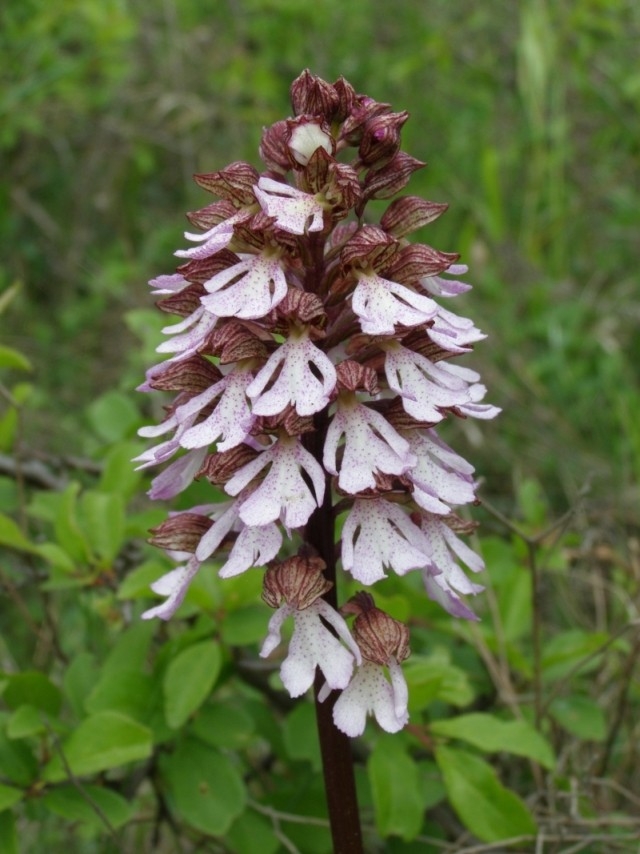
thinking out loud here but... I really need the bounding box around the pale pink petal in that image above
[201,252,288,319]
[247,334,337,417]
[331,662,409,737]
[180,369,255,451]
[323,400,415,494]
[148,449,208,500]
[218,523,282,578]
[341,499,429,584]
[142,557,200,621]
[254,177,324,235]
[352,270,438,335]
[383,343,472,422]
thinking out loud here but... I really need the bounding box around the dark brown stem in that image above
[305,409,363,853]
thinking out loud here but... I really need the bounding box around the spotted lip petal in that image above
[254,176,325,234]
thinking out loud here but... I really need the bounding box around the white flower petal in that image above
[341,499,429,584]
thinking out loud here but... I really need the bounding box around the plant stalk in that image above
[305,409,363,854]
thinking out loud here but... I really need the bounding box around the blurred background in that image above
[1,1,639,849]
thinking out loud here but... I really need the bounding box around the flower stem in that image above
[305,409,364,854]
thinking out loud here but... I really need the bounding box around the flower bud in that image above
[360,152,425,206]
[340,224,399,272]
[149,355,223,393]
[197,444,260,485]
[205,319,269,363]
[193,162,260,205]
[262,555,332,610]
[359,111,408,168]
[259,120,292,173]
[332,75,357,122]
[290,69,340,119]
[149,513,213,553]
[156,282,206,317]
[343,592,410,664]
[335,360,379,395]
[380,196,449,239]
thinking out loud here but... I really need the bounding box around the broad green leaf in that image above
[283,703,321,771]
[42,784,133,830]
[86,390,141,443]
[226,809,279,854]
[0,731,38,786]
[63,653,99,719]
[0,512,40,555]
[369,737,424,841]
[33,542,76,572]
[6,705,44,739]
[160,738,245,836]
[78,489,125,563]
[0,784,23,812]
[541,630,608,681]
[0,345,31,371]
[0,810,17,854]
[221,605,269,646]
[163,640,222,729]
[53,482,92,564]
[117,559,168,600]
[549,696,606,742]
[98,439,143,498]
[404,651,474,710]
[190,702,255,750]
[436,746,536,842]
[2,671,62,716]
[42,711,152,782]
[86,671,157,723]
[430,713,555,769]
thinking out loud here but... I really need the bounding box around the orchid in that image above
[136,71,498,754]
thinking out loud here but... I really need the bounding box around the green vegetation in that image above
[1,1,639,851]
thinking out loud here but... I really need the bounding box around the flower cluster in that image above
[136,70,498,736]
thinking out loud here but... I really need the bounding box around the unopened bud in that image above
[262,555,331,610]
[149,513,213,553]
[290,70,340,118]
[344,592,410,664]
[381,196,449,239]
[359,111,408,168]
[193,162,260,205]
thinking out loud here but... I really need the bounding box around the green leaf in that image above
[42,784,133,830]
[2,671,62,715]
[190,701,255,750]
[549,696,607,742]
[0,810,18,854]
[0,730,38,786]
[117,559,168,600]
[86,391,141,443]
[86,671,157,723]
[53,482,92,564]
[435,746,536,842]
[42,711,152,782]
[541,630,608,681]
[404,651,474,711]
[78,489,125,563]
[283,703,321,771]
[430,713,555,769]
[6,705,45,739]
[163,640,222,729]
[0,345,31,372]
[160,737,246,836]
[226,809,279,854]
[0,512,40,555]
[98,439,143,498]
[221,605,269,646]
[368,737,424,841]
[0,784,23,812]
[63,653,99,719]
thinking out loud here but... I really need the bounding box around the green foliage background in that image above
[1,1,639,851]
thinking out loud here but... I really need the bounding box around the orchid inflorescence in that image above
[135,70,499,737]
